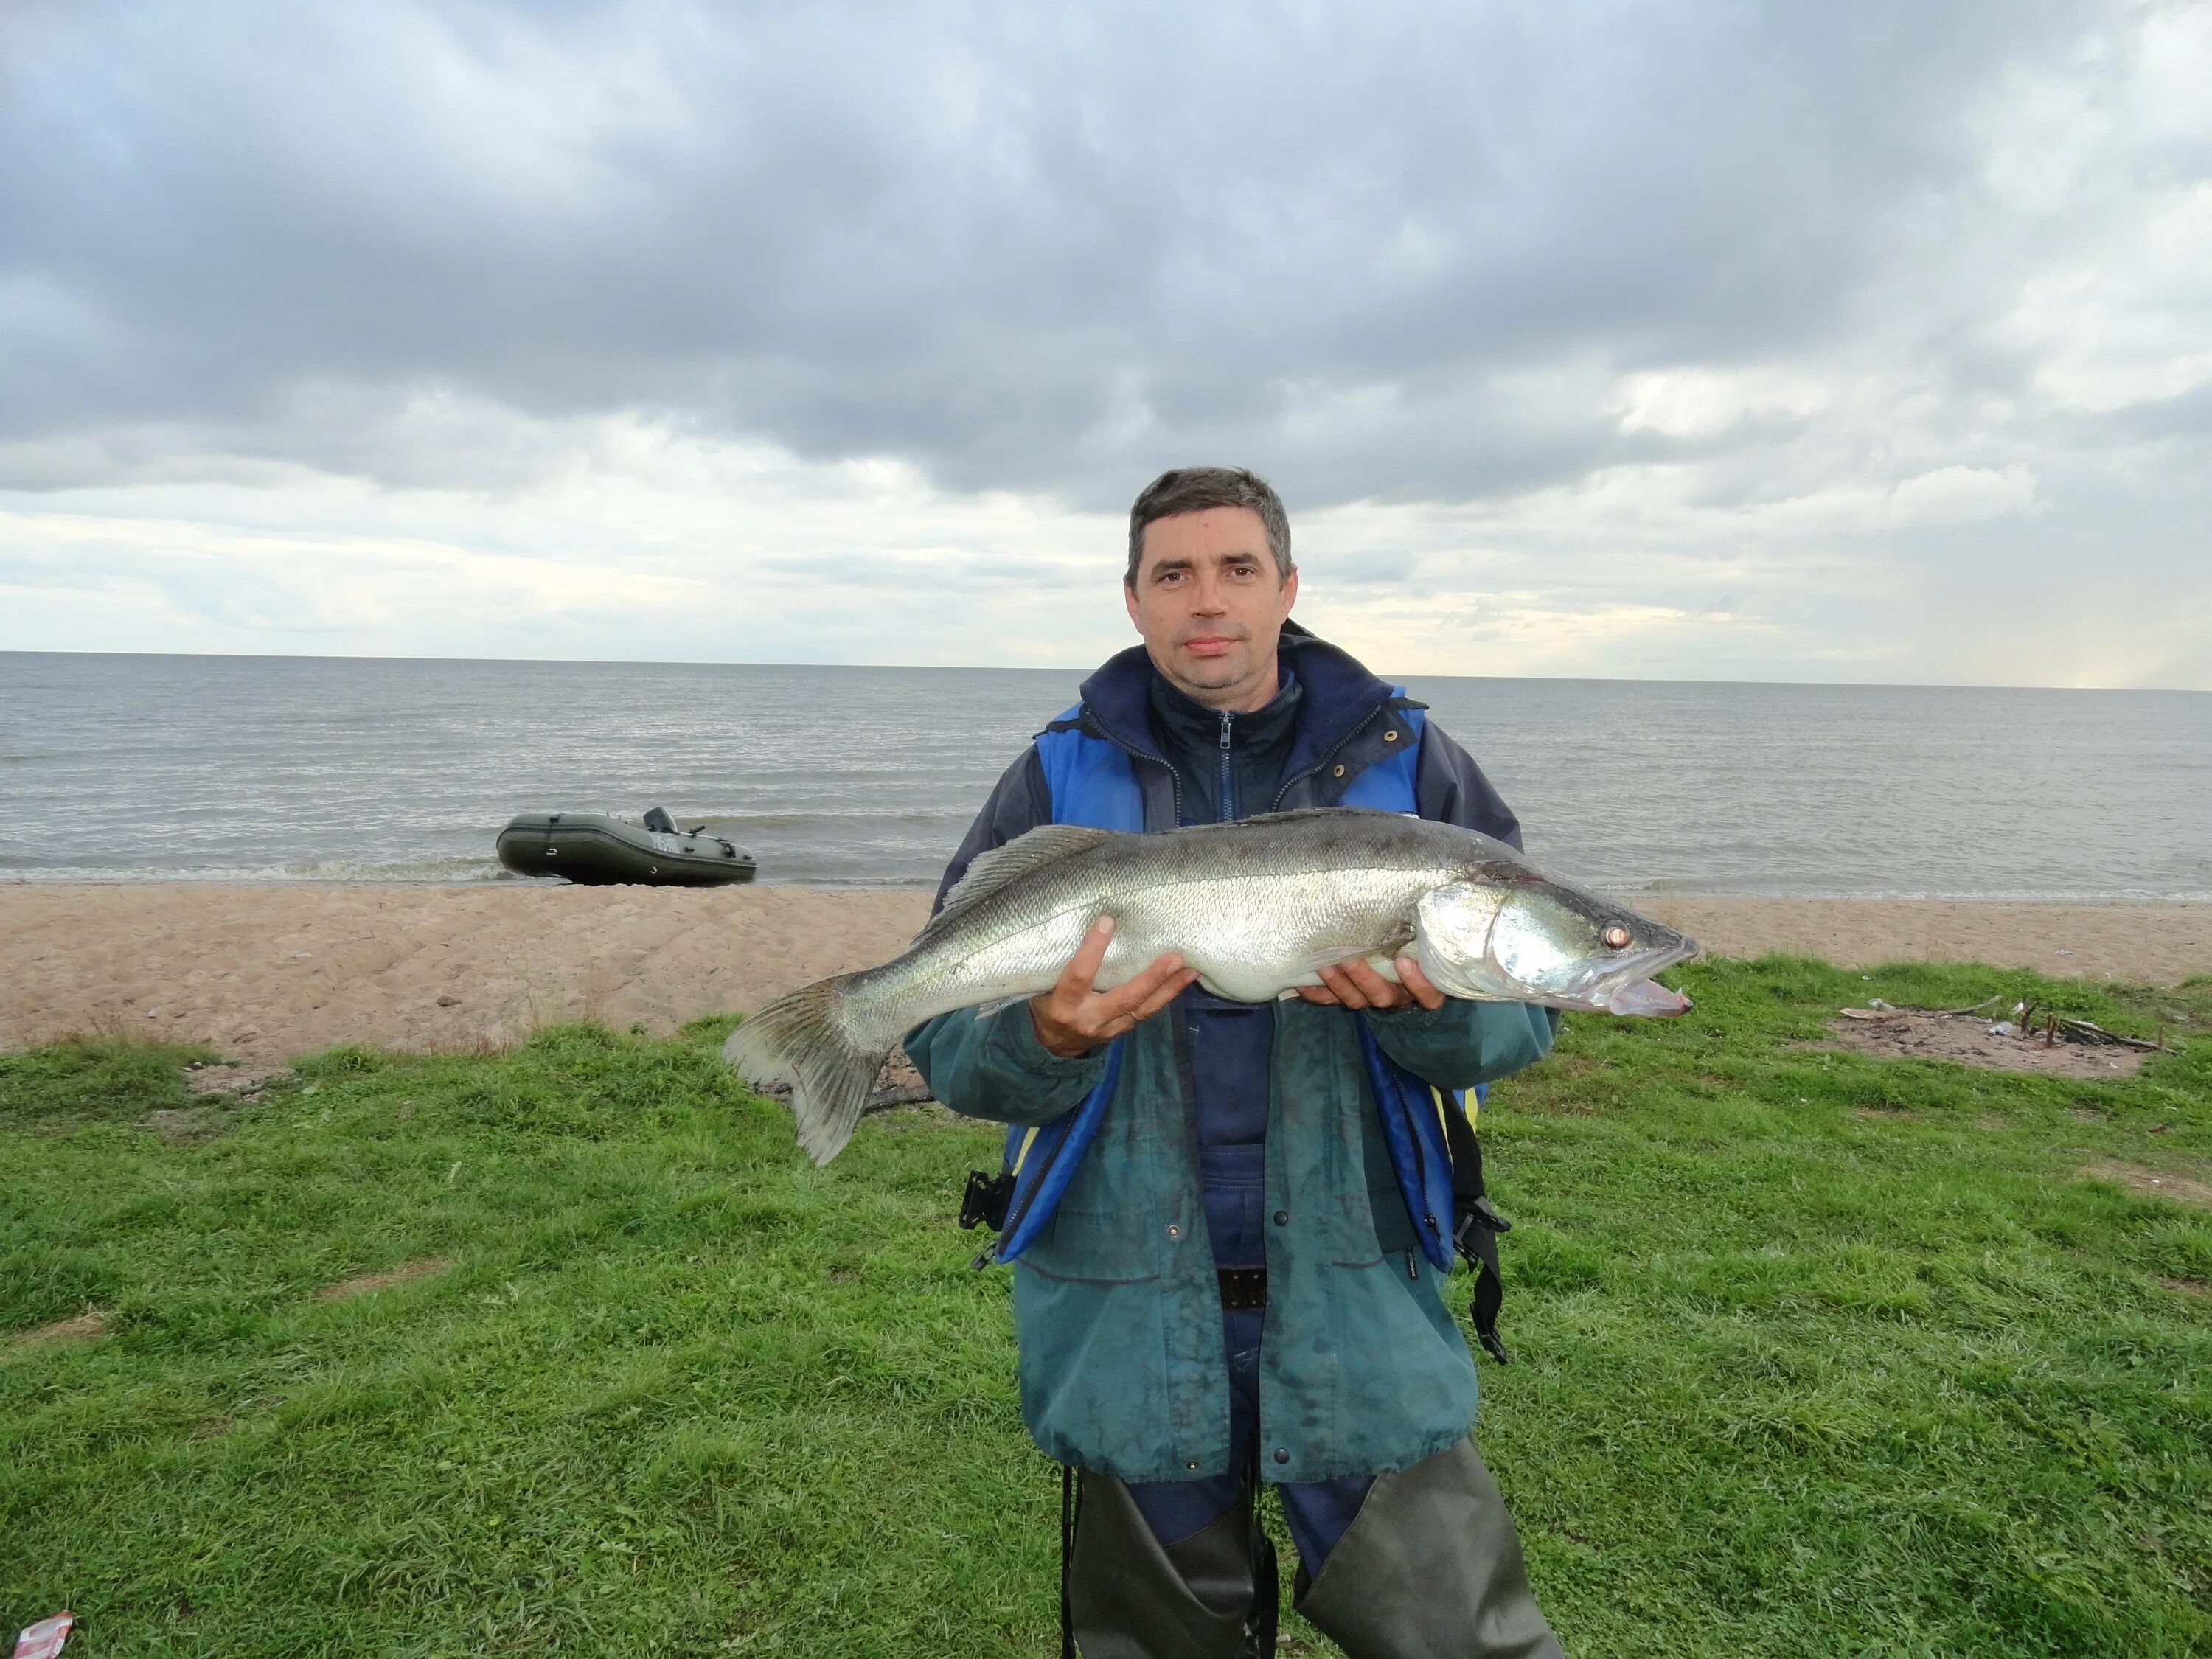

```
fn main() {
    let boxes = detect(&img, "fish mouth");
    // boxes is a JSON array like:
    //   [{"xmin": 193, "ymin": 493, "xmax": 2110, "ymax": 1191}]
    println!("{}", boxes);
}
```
[{"xmin": 1600, "ymin": 977, "xmax": 1694, "ymax": 1017}]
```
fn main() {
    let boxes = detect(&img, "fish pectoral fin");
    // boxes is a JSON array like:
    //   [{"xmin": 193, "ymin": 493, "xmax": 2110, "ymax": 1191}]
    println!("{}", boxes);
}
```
[{"xmin": 970, "ymin": 994, "xmax": 1029, "ymax": 1022}]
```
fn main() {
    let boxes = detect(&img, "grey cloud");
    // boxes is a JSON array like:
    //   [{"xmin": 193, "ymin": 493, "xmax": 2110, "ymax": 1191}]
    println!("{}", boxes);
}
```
[{"xmin": 1, "ymin": 0, "xmax": 2093, "ymax": 504}]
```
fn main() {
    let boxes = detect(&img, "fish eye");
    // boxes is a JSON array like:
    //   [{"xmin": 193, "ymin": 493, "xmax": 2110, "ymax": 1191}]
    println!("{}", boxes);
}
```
[{"xmin": 1601, "ymin": 925, "xmax": 1632, "ymax": 950}]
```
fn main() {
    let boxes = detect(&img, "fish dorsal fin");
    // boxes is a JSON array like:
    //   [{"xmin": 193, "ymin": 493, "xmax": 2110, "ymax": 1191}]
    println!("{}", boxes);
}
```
[{"xmin": 917, "ymin": 823, "xmax": 1115, "ymax": 943}]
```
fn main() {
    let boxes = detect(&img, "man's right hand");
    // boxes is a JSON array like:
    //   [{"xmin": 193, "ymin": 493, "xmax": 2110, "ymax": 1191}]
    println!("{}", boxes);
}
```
[{"xmin": 1029, "ymin": 916, "xmax": 1197, "ymax": 1057}]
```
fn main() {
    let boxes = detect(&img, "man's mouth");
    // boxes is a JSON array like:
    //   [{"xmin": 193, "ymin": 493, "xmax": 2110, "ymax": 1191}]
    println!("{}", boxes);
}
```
[{"xmin": 1184, "ymin": 634, "xmax": 1238, "ymax": 658}]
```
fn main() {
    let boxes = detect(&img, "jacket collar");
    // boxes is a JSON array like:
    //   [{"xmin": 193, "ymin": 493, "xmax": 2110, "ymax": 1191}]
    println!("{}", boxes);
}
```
[
  {"xmin": 1077, "ymin": 620, "xmax": 1398, "ymax": 780},
  {"xmin": 1147, "ymin": 661, "xmax": 1304, "ymax": 758}
]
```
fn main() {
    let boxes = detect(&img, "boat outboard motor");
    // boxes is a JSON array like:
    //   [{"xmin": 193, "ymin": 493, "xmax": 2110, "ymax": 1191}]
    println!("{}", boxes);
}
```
[{"xmin": 641, "ymin": 807, "xmax": 678, "ymax": 834}]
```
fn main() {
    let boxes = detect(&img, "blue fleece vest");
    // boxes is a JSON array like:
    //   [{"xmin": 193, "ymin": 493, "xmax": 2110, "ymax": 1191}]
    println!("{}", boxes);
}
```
[{"xmin": 993, "ymin": 698, "xmax": 1470, "ymax": 1269}]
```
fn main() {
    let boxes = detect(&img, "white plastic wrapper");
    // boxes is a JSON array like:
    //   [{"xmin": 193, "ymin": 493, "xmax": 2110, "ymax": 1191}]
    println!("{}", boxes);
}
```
[{"xmin": 12, "ymin": 1614, "xmax": 74, "ymax": 1659}]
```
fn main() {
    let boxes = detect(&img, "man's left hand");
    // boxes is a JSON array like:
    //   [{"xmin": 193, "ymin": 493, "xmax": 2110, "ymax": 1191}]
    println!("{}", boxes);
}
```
[{"xmin": 1295, "ymin": 955, "xmax": 1445, "ymax": 1012}]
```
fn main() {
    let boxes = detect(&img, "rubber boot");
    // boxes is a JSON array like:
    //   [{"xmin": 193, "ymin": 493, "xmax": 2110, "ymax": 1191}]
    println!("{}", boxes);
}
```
[
  {"xmin": 1068, "ymin": 1471, "xmax": 1256, "ymax": 1659},
  {"xmin": 1293, "ymin": 1438, "xmax": 1564, "ymax": 1659}
]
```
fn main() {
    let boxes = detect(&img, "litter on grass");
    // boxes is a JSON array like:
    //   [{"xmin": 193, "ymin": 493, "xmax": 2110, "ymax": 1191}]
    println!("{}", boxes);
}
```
[
  {"xmin": 1825, "ymin": 1002, "xmax": 2152, "ymax": 1078},
  {"xmin": 13, "ymin": 1613, "xmax": 73, "ymax": 1659}
]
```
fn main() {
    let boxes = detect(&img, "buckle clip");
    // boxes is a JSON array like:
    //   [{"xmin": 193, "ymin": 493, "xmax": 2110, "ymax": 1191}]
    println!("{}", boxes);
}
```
[
  {"xmin": 959, "ymin": 1169, "xmax": 1015, "ymax": 1234},
  {"xmin": 1452, "ymin": 1196, "xmax": 1512, "ymax": 1257}
]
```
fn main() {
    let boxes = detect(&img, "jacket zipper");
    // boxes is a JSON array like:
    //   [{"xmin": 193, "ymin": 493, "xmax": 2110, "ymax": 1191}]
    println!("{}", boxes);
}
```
[
  {"xmin": 993, "ymin": 1127, "xmax": 1068, "ymax": 1260},
  {"xmin": 1082, "ymin": 712, "xmax": 1183, "ymax": 824},
  {"xmin": 1404, "ymin": 1065, "xmax": 1441, "ymax": 1248},
  {"xmin": 1271, "ymin": 700, "xmax": 1391, "ymax": 811},
  {"xmin": 1218, "ymin": 709, "xmax": 1235, "ymax": 822}
]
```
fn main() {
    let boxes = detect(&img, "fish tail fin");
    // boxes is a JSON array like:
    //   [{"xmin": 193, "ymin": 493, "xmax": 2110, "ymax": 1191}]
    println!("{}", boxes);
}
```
[{"xmin": 722, "ymin": 972, "xmax": 892, "ymax": 1164}]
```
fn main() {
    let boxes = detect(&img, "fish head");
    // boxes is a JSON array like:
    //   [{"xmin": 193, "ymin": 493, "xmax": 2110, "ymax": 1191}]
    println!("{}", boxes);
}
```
[{"xmin": 1416, "ymin": 877, "xmax": 1700, "ymax": 1016}]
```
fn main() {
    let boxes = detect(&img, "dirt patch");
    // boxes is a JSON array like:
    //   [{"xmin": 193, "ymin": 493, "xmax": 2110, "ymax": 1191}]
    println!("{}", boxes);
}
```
[
  {"xmin": 184, "ymin": 1060, "xmax": 289, "ymax": 1096},
  {"xmin": 4, "ymin": 1309, "xmax": 111, "ymax": 1356},
  {"xmin": 316, "ymin": 1258, "xmax": 449, "ymax": 1301},
  {"xmin": 140, "ymin": 1105, "xmax": 243, "ymax": 1143},
  {"xmin": 2158, "ymin": 1276, "xmax": 2210, "ymax": 1299},
  {"xmin": 2081, "ymin": 1162, "xmax": 2212, "ymax": 1209},
  {"xmin": 1823, "ymin": 1012, "xmax": 2146, "ymax": 1078}
]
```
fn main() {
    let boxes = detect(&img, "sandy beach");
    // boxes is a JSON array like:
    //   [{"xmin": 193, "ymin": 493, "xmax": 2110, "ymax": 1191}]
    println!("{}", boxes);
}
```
[{"xmin": 2, "ymin": 883, "xmax": 2205, "ymax": 1071}]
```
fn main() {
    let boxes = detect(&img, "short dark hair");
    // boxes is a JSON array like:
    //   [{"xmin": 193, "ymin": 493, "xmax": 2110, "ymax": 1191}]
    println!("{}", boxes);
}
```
[{"xmin": 1126, "ymin": 467, "xmax": 1293, "ymax": 586}]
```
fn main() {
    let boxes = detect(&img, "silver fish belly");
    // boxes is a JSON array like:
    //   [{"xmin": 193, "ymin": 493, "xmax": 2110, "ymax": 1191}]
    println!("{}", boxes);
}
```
[{"xmin": 725, "ymin": 808, "xmax": 1698, "ymax": 1163}]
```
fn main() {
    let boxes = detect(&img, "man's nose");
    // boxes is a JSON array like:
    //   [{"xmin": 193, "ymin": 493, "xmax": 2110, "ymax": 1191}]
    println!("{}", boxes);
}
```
[{"xmin": 1189, "ymin": 572, "xmax": 1228, "ymax": 613}]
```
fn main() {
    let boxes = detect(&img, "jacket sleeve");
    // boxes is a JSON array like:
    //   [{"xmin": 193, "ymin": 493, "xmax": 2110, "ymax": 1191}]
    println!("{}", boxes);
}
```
[
  {"xmin": 1368, "ymin": 998, "xmax": 1556, "ymax": 1090},
  {"xmin": 1376, "ymin": 714, "xmax": 1559, "ymax": 1086},
  {"xmin": 903, "ymin": 745, "xmax": 1110, "ymax": 1124},
  {"xmin": 907, "ymin": 998, "xmax": 1108, "ymax": 1127}
]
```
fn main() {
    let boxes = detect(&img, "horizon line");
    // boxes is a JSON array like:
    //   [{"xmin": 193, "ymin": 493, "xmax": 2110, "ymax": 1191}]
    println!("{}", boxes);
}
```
[{"xmin": 0, "ymin": 644, "xmax": 2202, "ymax": 697}]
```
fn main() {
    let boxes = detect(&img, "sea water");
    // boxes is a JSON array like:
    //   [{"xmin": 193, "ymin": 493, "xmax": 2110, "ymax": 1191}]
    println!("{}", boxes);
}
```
[{"xmin": 1, "ymin": 653, "xmax": 2205, "ymax": 898}]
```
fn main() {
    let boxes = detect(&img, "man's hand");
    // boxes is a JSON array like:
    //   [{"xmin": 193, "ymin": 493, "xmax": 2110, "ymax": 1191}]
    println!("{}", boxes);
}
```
[
  {"xmin": 1030, "ymin": 916, "xmax": 1198, "ymax": 1057},
  {"xmin": 1295, "ymin": 955, "xmax": 1445, "ymax": 1012}
]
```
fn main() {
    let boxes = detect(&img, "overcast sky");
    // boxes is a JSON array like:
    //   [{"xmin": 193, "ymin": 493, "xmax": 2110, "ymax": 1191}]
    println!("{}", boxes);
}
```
[{"xmin": 2, "ymin": 1, "xmax": 2207, "ymax": 686}]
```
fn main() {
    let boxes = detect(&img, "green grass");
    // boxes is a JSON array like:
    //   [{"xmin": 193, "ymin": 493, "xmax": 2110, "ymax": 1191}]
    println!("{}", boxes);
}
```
[{"xmin": 3, "ymin": 961, "xmax": 2208, "ymax": 1658}]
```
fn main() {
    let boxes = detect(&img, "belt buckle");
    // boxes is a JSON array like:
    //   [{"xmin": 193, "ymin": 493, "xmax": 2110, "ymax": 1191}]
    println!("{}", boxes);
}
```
[{"xmin": 1217, "ymin": 1266, "xmax": 1267, "ymax": 1310}]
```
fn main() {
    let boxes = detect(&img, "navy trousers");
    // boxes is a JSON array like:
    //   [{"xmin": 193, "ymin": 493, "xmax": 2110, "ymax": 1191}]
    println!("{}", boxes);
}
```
[{"xmin": 1123, "ymin": 1135, "xmax": 1375, "ymax": 1579}]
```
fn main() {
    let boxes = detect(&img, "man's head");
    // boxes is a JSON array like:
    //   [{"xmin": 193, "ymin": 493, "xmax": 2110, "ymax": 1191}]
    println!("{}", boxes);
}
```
[{"xmin": 1124, "ymin": 467, "xmax": 1299, "ymax": 710}]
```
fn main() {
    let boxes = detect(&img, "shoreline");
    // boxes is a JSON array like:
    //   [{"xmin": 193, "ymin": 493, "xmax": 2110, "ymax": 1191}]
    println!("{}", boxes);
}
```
[
  {"xmin": 6, "ymin": 874, "xmax": 2207, "ymax": 904},
  {"xmin": 2, "ymin": 883, "xmax": 2205, "ymax": 1071}
]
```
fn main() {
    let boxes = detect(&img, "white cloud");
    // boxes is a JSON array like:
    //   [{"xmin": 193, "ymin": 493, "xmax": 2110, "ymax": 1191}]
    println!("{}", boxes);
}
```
[{"xmin": 0, "ymin": 0, "xmax": 2207, "ymax": 688}]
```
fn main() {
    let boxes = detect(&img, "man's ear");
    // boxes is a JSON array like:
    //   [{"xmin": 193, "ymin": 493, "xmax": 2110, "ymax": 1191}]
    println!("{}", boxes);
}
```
[
  {"xmin": 1280, "ymin": 567, "xmax": 1300, "ymax": 615},
  {"xmin": 1124, "ymin": 578, "xmax": 1141, "ymax": 631}
]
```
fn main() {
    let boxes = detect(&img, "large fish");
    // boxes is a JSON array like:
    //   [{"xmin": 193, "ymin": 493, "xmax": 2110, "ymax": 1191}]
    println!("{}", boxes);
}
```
[{"xmin": 726, "ymin": 807, "xmax": 1699, "ymax": 1163}]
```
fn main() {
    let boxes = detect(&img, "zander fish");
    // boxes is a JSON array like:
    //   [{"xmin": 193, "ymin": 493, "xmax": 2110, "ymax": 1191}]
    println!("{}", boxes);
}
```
[{"xmin": 726, "ymin": 807, "xmax": 1699, "ymax": 1164}]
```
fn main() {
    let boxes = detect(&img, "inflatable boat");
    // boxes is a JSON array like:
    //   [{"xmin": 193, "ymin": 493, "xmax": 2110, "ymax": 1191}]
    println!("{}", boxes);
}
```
[{"xmin": 495, "ymin": 808, "xmax": 758, "ymax": 886}]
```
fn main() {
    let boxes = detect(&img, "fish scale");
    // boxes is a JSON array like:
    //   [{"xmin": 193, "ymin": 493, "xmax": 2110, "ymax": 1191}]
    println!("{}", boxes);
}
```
[{"xmin": 725, "ymin": 807, "xmax": 1700, "ymax": 1164}]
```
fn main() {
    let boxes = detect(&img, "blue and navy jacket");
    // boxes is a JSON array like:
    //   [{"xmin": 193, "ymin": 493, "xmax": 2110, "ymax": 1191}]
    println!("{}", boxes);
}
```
[{"xmin": 905, "ymin": 625, "xmax": 1555, "ymax": 1482}]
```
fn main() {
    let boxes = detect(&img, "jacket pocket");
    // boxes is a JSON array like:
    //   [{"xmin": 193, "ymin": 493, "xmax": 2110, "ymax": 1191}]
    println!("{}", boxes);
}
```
[
  {"xmin": 1023, "ymin": 1203, "xmax": 1162, "ymax": 1284},
  {"xmin": 1326, "ymin": 1256, "xmax": 1478, "ymax": 1463},
  {"xmin": 1364, "ymin": 1170, "xmax": 1419, "ymax": 1255},
  {"xmin": 1013, "ymin": 1268, "xmax": 1179, "ymax": 1478}
]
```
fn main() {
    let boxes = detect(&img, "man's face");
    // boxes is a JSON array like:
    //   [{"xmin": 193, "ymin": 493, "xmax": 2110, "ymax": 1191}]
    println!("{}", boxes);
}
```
[{"xmin": 1124, "ymin": 507, "xmax": 1299, "ymax": 709}]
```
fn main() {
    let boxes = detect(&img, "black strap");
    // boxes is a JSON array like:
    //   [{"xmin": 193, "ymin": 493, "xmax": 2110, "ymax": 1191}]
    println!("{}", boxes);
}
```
[
  {"xmin": 1441, "ymin": 1097, "xmax": 1514, "ymax": 1365},
  {"xmin": 1060, "ymin": 1464, "xmax": 1080, "ymax": 1659},
  {"xmin": 1245, "ymin": 1433, "xmax": 1279, "ymax": 1653}
]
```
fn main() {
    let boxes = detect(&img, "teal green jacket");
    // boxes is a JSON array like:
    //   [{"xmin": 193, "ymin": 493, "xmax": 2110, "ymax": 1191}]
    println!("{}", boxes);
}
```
[
  {"xmin": 906, "ymin": 629, "xmax": 1556, "ymax": 1483},
  {"xmin": 908, "ymin": 993, "xmax": 1553, "ymax": 1482}
]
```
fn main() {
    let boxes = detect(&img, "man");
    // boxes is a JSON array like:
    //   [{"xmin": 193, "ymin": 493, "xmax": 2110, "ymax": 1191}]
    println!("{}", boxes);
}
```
[{"xmin": 906, "ymin": 467, "xmax": 1564, "ymax": 1658}]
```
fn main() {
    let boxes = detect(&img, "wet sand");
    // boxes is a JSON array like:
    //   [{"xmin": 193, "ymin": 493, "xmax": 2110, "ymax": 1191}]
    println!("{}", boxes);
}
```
[{"xmin": 1, "ymin": 884, "xmax": 2204, "ymax": 1069}]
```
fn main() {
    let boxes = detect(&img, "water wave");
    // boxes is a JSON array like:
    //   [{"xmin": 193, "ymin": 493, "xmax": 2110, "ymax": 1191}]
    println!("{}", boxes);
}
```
[
  {"xmin": 4, "ymin": 655, "xmax": 2208, "ymax": 897},
  {"xmin": 0, "ymin": 858, "xmax": 520, "ymax": 884}
]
